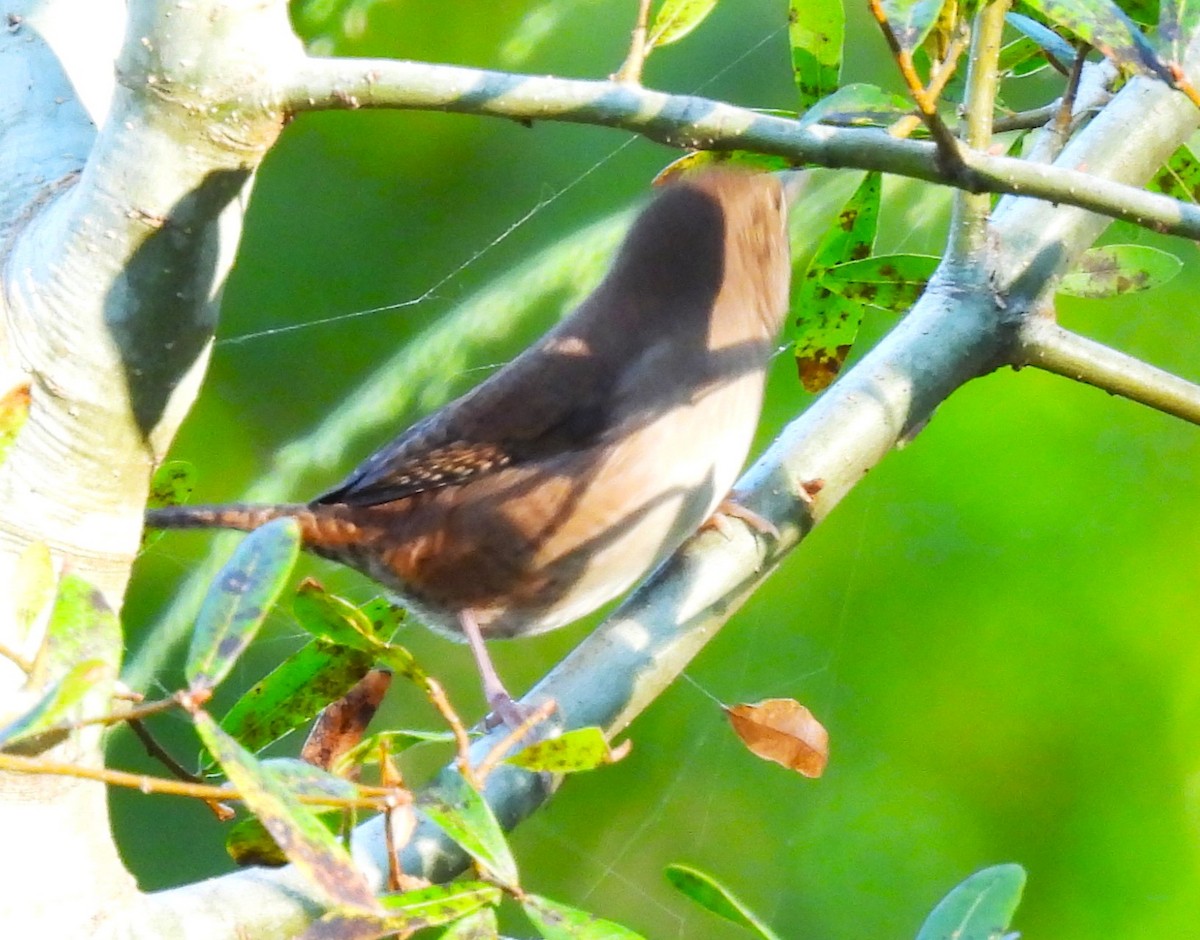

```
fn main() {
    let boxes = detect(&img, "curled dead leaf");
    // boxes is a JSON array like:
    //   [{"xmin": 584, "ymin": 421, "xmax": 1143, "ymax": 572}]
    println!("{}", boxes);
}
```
[{"xmin": 725, "ymin": 698, "xmax": 828, "ymax": 778}]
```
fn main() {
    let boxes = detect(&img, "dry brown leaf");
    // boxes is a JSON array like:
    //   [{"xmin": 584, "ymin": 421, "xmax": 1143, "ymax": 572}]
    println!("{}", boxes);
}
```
[
  {"xmin": 301, "ymin": 668, "xmax": 392, "ymax": 773},
  {"xmin": 725, "ymin": 698, "xmax": 828, "ymax": 777}
]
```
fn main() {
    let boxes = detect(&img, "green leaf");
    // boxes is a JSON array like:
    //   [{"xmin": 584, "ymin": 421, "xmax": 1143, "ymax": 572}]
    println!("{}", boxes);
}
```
[
  {"xmin": 418, "ymin": 774, "xmax": 518, "ymax": 889},
  {"xmin": 332, "ymin": 728, "xmax": 457, "ymax": 775},
  {"xmin": 0, "ymin": 659, "xmax": 109, "ymax": 752},
  {"xmin": 655, "ymin": 150, "xmax": 797, "ymax": 184},
  {"xmin": 1020, "ymin": 0, "xmax": 1171, "ymax": 81},
  {"xmin": 819, "ymin": 253, "xmax": 940, "ymax": 312},
  {"xmin": 799, "ymin": 83, "xmax": 913, "ymax": 129},
  {"xmin": 148, "ymin": 460, "xmax": 197, "ymax": 509},
  {"xmin": 647, "ymin": 0, "xmax": 718, "ymax": 49},
  {"xmin": 878, "ymin": 0, "xmax": 945, "ymax": 51},
  {"xmin": 790, "ymin": 0, "xmax": 844, "ymax": 111},
  {"xmin": 294, "ymin": 583, "xmax": 422, "ymax": 680},
  {"xmin": 1058, "ymin": 244, "xmax": 1183, "ymax": 297},
  {"xmin": 41, "ymin": 574, "xmax": 121, "ymax": 671},
  {"xmin": 0, "ymin": 382, "xmax": 30, "ymax": 466},
  {"xmin": 1148, "ymin": 144, "xmax": 1200, "ymax": 202},
  {"xmin": 259, "ymin": 757, "xmax": 362, "ymax": 799},
  {"xmin": 226, "ymin": 808, "xmax": 345, "ymax": 868},
  {"xmin": 1005, "ymin": 12, "xmax": 1078, "ymax": 68},
  {"xmin": 505, "ymin": 727, "xmax": 625, "ymax": 773},
  {"xmin": 293, "ymin": 580, "xmax": 384, "ymax": 650},
  {"xmin": 915, "ymin": 864, "xmax": 1026, "ymax": 940},
  {"xmin": 790, "ymin": 171, "xmax": 881, "ymax": 392},
  {"xmin": 218, "ymin": 640, "xmax": 374, "ymax": 756},
  {"xmin": 664, "ymin": 864, "xmax": 782, "ymax": 940},
  {"xmin": 522, "ymin": 894, "xmax": 647, "ymax": 939},
  {"xmin": 193, "ymin": 710, "xmax": 376, "ymax": 910},
  {"xmin": 300, "ymin": 883, "xmax": 501, "ymax": 940},
  {"xmin": 358, "ymin": 596, "xmax": 407, "ymax": 642},
  {"xmin": 441, "ymin": 906, "xmax": 501, "ymax": 939},
  {"xmin": 186, "ymin": 517, "xmax": 301, "ymax": 692}
]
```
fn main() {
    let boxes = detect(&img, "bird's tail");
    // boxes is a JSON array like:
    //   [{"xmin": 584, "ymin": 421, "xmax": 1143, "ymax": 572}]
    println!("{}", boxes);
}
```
[{"xmin": 145, "ymin": 503, "xmax": 311, "ymax": 534}]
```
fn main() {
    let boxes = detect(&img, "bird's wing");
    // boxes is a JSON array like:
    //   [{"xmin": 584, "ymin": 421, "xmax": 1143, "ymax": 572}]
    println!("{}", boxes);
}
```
[{"xmin": 312, "ymin": 346, "xmax": 615, "ymax": 507}]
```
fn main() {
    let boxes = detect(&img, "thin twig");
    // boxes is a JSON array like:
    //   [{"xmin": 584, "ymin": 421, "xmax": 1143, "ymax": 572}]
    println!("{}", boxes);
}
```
[
  {"xmin": 867, "ymin": 0, "xmax": 964, "ymax": 173},
  {"xmin": 282, "ymin": 59, "xmax": 1200, "ymax": 239},
  {"xmin": 474, "ymin": 700, "xmax": 558, "ymax": 784},
  {"xmin": 125, "ymin": 718, "xmax": 237, "ymax": 821},
  {"xmin": 613, "ymin": 0, "xmax": 654, "ymax": 85},
  {"xmin": 422, "ymin": 677, "xmax": 478, "ymax": 789},
  {"xmin": 947, "ymin": 0, "xmax": 1010, "ymax": 265},
  {"xmin": 0, "ymin": 641, "xmax": 33, "ymax": 674},
  {"xmin": 0, "ymin": 752, "xmax": 392, "ymax": 810},
  {"xmin": 1017, "ymin": 316, "xmax": 1200, "ymax": 425}
]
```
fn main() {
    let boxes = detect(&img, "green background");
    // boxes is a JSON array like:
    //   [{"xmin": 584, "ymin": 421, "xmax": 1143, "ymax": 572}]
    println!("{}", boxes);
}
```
[{"xmin": 117, "ymin": 1, "xmax": 1200, "ymax": 937}]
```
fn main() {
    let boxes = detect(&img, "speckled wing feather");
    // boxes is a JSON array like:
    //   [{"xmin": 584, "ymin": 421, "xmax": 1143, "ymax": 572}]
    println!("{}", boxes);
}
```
[{"xmin": 312, "ymin": 342, "xmax": 616, "ymax": 507}]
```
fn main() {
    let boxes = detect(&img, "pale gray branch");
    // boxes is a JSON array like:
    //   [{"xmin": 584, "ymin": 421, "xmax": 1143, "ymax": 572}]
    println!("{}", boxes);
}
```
[
  {"xmin": 282, "ymin": 57, "xmax": 1200, "ymax": 238},
  {"xmin": 1018, "ymin": 317, "xmax": 1200, "ymax": 424}
]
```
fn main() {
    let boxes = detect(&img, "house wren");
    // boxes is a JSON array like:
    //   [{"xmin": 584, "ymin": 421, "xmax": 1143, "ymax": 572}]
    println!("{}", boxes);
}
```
[{"xmin": 147, "ymin": 170, "xmax": 792, "ymax": 724}]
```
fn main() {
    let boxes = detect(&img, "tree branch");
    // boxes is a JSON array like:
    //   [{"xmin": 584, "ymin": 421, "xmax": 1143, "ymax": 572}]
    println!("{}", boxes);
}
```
[
  {"xmin": 280, "ymin": 57, "xmax": 1200, "ymax": 238},
  {"xmin": 1017, "ymin": 316, "xmax": 1200, "ymax": 424}
]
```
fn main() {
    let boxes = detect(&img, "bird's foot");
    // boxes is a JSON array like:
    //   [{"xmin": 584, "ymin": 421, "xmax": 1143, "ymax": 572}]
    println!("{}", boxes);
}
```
[
  {"xmin": 483, "ymin": 693, "xmax": 557, "ymax": 734},
  {"xmin": 704, "ymin": 495, "xmax": 780, "ymax": 541}
]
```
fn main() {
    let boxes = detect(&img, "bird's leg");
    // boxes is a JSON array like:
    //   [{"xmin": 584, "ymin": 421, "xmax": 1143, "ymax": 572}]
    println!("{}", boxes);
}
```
[{"xmin": 459, "ymin": 608, "xmax": 527, "ymax": 729}]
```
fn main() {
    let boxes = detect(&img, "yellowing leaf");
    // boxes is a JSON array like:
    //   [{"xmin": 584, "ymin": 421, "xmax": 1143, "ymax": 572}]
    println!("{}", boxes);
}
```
[{"xmin": 647, "ymin": 0, "xmax": 718, "ymax": 49}]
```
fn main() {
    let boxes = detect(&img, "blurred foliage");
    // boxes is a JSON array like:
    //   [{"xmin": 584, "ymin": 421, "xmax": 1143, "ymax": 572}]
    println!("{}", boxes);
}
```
[{"xmin": 117, "ymin": 1, "xmax": 1200, "ymax": 938}]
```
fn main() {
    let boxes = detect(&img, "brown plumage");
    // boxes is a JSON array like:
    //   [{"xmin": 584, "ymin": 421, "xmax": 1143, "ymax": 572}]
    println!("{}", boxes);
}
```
[{"xmin": 148, "ymin": 170, "xmax": 792, "ymax": 722}]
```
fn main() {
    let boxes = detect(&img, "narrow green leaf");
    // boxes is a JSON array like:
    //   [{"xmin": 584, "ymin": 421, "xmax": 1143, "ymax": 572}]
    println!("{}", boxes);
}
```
[
  {"xmin": 523, "ymin": 895, "xmax": 647, "ymax": 939},
  {"xmin": 790, "ymin": 171, "xmax": 881, "ymax": 392},
  {"xmin": 0, "ymin": 659, "xmax": 109, "ymax": 752},
  {"xmin": 333, "ymin": 729, "xmax": 457, "ymax": 775},
  {"xmin": 194, "ymin": 710, "xmax": 376, "ymax": 910},
  {"xmin": 441, "ymin": 906, "xmax": 501, "ymax": 939},
  {"xmin": 664, "ymin": 864, "xmax": 783, "ymax": 940},
  {"xmin": 1021, "ymin": 0, "xmax": 1171, "ymax": 81},
  {"xmin": 1148, "ymin": 144, "xmax": 1200, "ymax": 202},
  {"xmin": 878, "ymin": 0, "xmax": 945, "ymax": 51},
  {"xmin": 218, "ymin": 640, "xmax": 374, "ymax": 756},
  {"xmin": 505, "ymin": 727, "xmax": 625, "ymax": 773},
  {"xmin": 819, "ymin": 253, "xmax": 940, "ymax": 312},
  {"xmin": 798, "ymin": 83, "xmax": 912, "ymax": 129},
  {"xmin": 259, "ymin": 757, "xmax": 362, "ymax": 799},
  {"xmin": 148, "ymin": 460, "xmax": 197, "ymax": 509},
  {"xmin": 1005, "ymin": 12, "xmax": 1078, "ymax": 68},
  {"xmin": 418, "ymin": 774, "xmax": 518, "ymax": 889},
  {"xmin": 377, "ymin": 882, "xmax": 501, "ymax": 920},
  {"xmin": 1058, "ymin": 244, "xmax": 1183, "ymax": 297},
  {"xmin": 915, "ymin": 864, "xmax": 1026, "ymax": 940},
  {"xmin": 790, "ymin": 0, "xmax": 844, "ymax": 111},
  {"xmin": 186, "ymin": 517, "xmax": 301, "ymax": 692},
  {"xmin": 301, "ymin": 883, "xmax": 501, "ymax": 940},
  {"xmin": 655, "ymin": 151, "xmax": 796, "ymax": 184},
  {"xmin": 0, "ymin": 382, "xmax": 30, "ymax": 466},
  {"xmin": 40, "ymin": 574, "xmax": 121, "ymax": 672},
  {"xmin": 226, "ymin": 809, "xmax": 344, "ymax": 868},
  {"xmin": 998, "ymin": 35, "xmax": 1053, "ymax": 76},
  {"xmin": 647, "ymin": 0, "xmax": 718, "ymax": 49},
  {"xmin": 293, "ymin": 583, "xmax": 422, "ymax": 680},
  {"xmin": 358, "ymin": 596, "xmax": 406, "ymax": 642},
  {"xmin": 294, "ymin": 580, "xmax": 383, "ymax": 650}
]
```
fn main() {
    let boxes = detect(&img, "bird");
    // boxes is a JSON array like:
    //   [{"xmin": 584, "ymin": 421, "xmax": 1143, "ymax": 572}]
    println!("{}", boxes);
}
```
[{"xmin": 146, "ymin": 169, "xmax": 793, "ymax": 725}]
